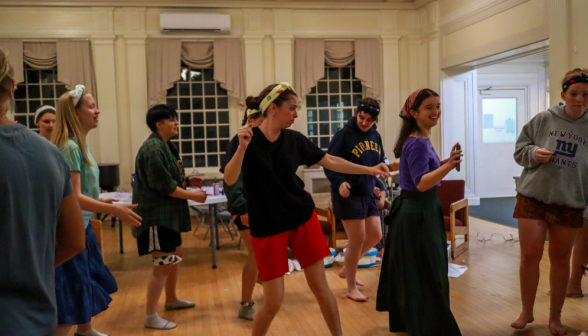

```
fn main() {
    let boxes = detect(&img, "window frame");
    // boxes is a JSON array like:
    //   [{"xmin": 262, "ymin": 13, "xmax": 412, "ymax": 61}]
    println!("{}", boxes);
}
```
[
  {"xmin": 165, "ymin": 66, "xmax": 231, "ymax": 170},
  {"xmin": 305, "ymin": 62, "xmax": 364, "ymax": 150},
  {"xmin": 13, "ymin": 64, "xmax": 67, "ymax": 131}
]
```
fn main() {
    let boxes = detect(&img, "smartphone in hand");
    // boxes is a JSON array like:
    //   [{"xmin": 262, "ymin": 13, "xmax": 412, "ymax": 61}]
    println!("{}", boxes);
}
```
[{"xmin": 455, "ymin": 144, "xmax": 461, "ymax": 172}]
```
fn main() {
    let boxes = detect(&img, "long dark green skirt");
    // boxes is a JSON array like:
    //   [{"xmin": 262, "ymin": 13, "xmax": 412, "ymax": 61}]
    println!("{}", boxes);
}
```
[{"xmin": 376, "ymin": 188, "xmax": 461, "ymax": 336}]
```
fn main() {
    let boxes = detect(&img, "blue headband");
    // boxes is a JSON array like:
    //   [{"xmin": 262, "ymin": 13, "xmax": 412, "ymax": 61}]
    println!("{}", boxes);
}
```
[
  {"xmin": 357, "ymin": 103, "xmax": 380, "ymax": 117},
  {"xmin": 563, "ymin": 73, "xmax": 588, "ymax": 92}
]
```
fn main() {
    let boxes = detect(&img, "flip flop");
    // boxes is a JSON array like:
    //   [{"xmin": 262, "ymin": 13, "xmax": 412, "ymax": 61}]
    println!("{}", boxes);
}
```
[{"xmin": 346, "ymin": 294, "xmax": 369, "ymax": 302}]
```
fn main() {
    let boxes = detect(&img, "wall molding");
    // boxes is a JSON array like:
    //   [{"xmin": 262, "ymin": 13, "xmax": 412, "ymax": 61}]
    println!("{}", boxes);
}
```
[
  {"xmin": 452, "ymin": 40, "xmax": 548, "ymax": 71},
  {"xmin": 414, "ymin": 0, "xmax": 438, "ymax": 10},
  {"xmin": 124, "ymin": 35, "xmax": 148, "ymax": 44},
  {"xmin": 441, "ymin": 0, "xmax": 530, "ymax": 36},
  {"xmin": 91, "ymin": 34, "xmax": 116, "ymax": 44},
  {"xmin": 441, "ymin": 26, "xmax": 548, "ymax": 69},
  {"xmin": 0, "ymin": 0, "xmax": 421, "ymax": 10}
]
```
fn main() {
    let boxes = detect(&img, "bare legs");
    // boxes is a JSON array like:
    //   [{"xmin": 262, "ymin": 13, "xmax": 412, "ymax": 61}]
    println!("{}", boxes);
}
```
[
  {"xmin": 547, "ymin": 224, "xmax": 579, "ymax": 335},
  {"xmin": 566, "ymin": 222, "xmax": 588, "ymax": 296},
  {"xmin": 338, "ymin": 216, "xmax": 382, "ymax": 301},
  {"xmin": 251, "ymin": 277, "xmax": 284, "ymax": 336},
  {"xmin": 146, "ymin": 247, "xmax": 184, "ymax": 315},
  {"xmin": 252, "ymin": 260, "xmax": 342, "ymax": 336},
  {"xmin": 240, "ymin": 229, "xmax": 259, "ymax": 304},
  {"xmin": 511, "ymin": 219, "xmax": 579, "ymax": 335}
]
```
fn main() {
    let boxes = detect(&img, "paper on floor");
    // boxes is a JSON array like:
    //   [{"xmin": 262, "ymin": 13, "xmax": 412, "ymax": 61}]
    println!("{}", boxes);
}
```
[
  {"xmin": 448, "ymin": 263, "xmax": 468, "ymax": 278},
  {"xmin": 114, "ymin": 191, "xmax": 132, "ymax": 202}
]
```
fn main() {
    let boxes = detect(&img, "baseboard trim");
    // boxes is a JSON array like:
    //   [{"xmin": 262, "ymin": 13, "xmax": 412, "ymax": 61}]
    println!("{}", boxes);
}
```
[{"xmin": 467, "ymin": 197, "xmax": 480, "ymax": 206}]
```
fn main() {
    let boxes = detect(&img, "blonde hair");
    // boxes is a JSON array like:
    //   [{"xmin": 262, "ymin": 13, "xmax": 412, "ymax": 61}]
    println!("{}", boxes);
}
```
[
  {"xmin": 562, "ymin": 68, "xmax": 588, "ymax": 89},
  {"xmin": 0, "ymin": 48, "xmax": 15, "ymax": 113},
  {"xmin": 52, "ymin": 90, "xmax": 93, "ymax": 166}
]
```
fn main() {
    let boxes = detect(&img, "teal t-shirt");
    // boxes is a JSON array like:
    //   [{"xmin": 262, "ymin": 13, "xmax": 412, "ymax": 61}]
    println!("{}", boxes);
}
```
[
  {"xmin": 61, "ymin": 138, "xmax": 100, "ymax": 227},
  {"xmin": 0, "ymin": 124, "xmax": 74, "ymax": 336}
]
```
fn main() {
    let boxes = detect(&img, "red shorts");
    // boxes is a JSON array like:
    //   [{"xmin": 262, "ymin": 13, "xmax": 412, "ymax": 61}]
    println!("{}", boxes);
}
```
[{"xmin": 251, "ymin": 211, "xmax": 331, "ymax": 282}]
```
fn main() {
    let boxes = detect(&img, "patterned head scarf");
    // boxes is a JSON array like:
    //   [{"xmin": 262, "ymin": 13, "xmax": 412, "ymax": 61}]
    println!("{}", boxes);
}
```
[
  {"xmin": 69, "ymin": 84, "xmax": 86, "ymax": 107},
  {"xmin": 246, "ymin": 108, "xmax": 260, "ymax": 116},
  {"xmin": 399, "ymin": 89, "xmax": 423, "ymax": 119},
  {"xmin": 259, "ymin": 82, "xmax": 296, "ymax": 113}
]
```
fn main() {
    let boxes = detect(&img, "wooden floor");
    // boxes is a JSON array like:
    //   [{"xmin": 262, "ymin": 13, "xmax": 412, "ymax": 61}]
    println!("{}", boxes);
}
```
[{"xmin": 81, "ymin": 217, "xmax": 588, "ymax": 336}]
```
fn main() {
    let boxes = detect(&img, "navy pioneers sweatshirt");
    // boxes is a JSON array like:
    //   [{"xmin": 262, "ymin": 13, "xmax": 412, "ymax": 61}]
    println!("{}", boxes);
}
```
[{"xmin": 325, "ymin": 117, "xmax": 385, "ymax": 196}]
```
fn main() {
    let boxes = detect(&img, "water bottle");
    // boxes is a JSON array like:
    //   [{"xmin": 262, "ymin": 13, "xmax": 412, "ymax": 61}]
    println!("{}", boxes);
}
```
[
  {"xmin": 213, "ymin": 177, "xmax": 220, "ymax": 196},
  {"xmin": 131, "ymin": 173, "xmax": 135, "ymax": 188}
]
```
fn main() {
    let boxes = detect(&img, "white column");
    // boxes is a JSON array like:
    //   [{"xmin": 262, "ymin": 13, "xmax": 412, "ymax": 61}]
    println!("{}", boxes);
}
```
[
  {"xmin": 428, "ymin": 33, "xmax": 442, "ymax": 151},
  {"xmin": 242, "ymin": 8, "xmax": 266, "ymax": 130},
  {"xmin": 272, "ymin": 34, "xmax": 297, "ymax": 130},
  {"xmin": 272, "ymin": 9, "xmax": 294, "ymax": 84},
  {"xmin": 381, "ymin": 35, "xmax": 401, "ymax": 156},
  {"xmin": 408, "ymin": 38, "xmax": 422, "ymax": 91},
  {"xmin": 240, "ymin": 35, "xmax": 265, "ymax": 131},
  {"xmin": 114, "ymin": 37, "xmax": 133, "ymax": 189},
  {"xmin": 263, "ymin": 36, "xmax": 275, "ymax": 88},
  {"xmin": 125, "ymin": 35, "xmax": 150, "ymax": 165},
  {"xmin": 272, "ymin": 36, "xmax": 294, "ymax": 85},
  {"xmin": 91, "ymin": 34, "xmax": 120, "ymax": 165},
  {"xmin": 243, "ymin": 36, "xmax": 265, "ymax": 96},
  {"xmin": 548, "ymin": 0, "xmax": 569, "ymax": 104},
  {"xmin": 428, "ymin": 36, "xmax": 440, "ymax": 92},
  {"xmin": 571, "ymin": 0, "xmax": 588, "ymax": 68}
]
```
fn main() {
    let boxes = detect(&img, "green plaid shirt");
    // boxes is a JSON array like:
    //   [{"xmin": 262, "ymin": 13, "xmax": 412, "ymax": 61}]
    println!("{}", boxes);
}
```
[{"xmin": 131, "ymin": 132, "xmax": 191, "ymax": 238}]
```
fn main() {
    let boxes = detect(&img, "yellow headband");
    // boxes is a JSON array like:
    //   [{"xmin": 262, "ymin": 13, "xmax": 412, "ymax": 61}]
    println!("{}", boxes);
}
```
[
  {"xmin": 246, "ymin": 108, "xmax": 260, "ymax": 116},
  {"xmin": 259, "ymin": 82, "xmax": 296, "ymax": 113}
]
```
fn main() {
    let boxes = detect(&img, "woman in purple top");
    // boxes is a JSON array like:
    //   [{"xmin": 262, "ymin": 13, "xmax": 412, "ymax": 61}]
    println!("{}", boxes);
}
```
[{"xmin": 376, "ymin": 88, "xmax": 463, "ymax": 336}]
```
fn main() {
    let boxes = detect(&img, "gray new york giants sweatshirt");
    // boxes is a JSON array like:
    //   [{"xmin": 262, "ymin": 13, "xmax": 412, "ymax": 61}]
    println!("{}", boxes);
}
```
[{"xmin": 514, "ymin": 104, "xmax": 588, "ymax": 209}]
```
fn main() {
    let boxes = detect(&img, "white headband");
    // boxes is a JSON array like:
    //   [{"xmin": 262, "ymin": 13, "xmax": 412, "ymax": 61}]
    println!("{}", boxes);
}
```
[
  {"xmin": 34, "ymin": 105, "xmax": 56, "ymax": 123},
  {"xmin": 259, "ymin": 82, "xmax": 296, "ymax": 113},
  {"xmin": 69, "ymin": 84, "xmax": 86, "ymax": 107}
]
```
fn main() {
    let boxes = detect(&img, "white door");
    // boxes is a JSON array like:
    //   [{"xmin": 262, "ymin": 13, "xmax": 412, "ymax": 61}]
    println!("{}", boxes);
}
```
[
  {"xmin": 475, "ymin": 89, "xmax": 525, "ymax": 198},
  {"xmin": 441, "ymin": 69, "xmax": 478, "ymax": 203}
]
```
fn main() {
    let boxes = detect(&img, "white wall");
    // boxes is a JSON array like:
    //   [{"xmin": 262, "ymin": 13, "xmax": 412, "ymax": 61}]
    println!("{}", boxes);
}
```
[
  {"xmin": 474, "ymin": 54, "xmax": 548, "ymax": 198},
  {"xmin": 0, "ymin": 2, "xmax": 443, "ymax": 189},
  {"xmin": 2, "ymin": 0, "xmax": 584, "ymax": 192},
  {"xmin": 477, "ymin": 54, "xmax": 548, "ymax": 118}
]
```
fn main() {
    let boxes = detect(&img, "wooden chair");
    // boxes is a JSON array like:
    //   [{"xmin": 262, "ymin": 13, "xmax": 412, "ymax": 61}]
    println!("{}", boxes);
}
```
[
  {"xmin": 91, "ymin": 219, "xmax": 103, "ymax": 251},
  {"xmin": 328, "ymin": 200, "xmax": 348, "ymax": 249},
  {"xmin": 436, "ymin": 180, "xmax": 469, "ymax": 259}
]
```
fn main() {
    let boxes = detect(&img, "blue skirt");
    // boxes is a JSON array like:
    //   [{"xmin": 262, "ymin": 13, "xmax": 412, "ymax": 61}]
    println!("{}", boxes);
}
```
[{"xmin": 55, "ymin": 222, "xmax": 118, "ymax": 325}]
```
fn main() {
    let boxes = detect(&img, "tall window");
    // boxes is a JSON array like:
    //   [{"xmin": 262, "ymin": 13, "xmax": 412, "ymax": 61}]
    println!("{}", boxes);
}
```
[
  {"xmin": 306, "ymin": 62, "xmax": 363, "ymax": 150},
  {"xmin": 166, "ymin": 67, "xmax": 230, "ymax": 168},
  {"xmin": 13, "ymin": 64, "xmax": 67, "ymax": 131}
]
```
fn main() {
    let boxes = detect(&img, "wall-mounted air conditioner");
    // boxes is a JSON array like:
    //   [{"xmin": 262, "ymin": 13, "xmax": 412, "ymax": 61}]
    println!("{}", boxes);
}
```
[{"xmin": 160, "ymin": 13, "xmax": 231, "ymax": 34}]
